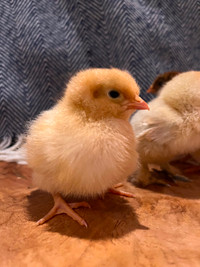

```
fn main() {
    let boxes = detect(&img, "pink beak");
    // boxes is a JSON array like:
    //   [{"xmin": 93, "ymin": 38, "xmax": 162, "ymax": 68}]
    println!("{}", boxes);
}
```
[{"xmin": 125, "ymin": 97, "xmax": 150, "ymax": 111}]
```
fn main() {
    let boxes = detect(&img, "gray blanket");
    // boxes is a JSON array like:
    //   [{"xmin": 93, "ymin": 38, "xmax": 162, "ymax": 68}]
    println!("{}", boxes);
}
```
[{"xmin": 1, "ymin": 0, "xmax": 200, "ymax": 143}]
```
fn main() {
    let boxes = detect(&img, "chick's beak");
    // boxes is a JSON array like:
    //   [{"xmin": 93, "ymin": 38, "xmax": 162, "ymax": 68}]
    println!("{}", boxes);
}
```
[{"xmin": 125, "ymin": 96, "xmax": 149, "ymax": 111}]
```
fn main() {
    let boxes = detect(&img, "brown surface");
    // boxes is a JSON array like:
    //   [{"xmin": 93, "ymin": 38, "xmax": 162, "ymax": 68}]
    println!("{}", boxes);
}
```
[{"xmin": 0, "ymin": 161, "xmax": 200, "ymax": 267}]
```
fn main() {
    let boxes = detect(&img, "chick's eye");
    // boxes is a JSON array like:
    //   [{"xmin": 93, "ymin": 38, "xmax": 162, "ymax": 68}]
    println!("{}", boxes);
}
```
[{"xmin": 108, "ymin": 90, "xmax": 120, "ymax": 99}]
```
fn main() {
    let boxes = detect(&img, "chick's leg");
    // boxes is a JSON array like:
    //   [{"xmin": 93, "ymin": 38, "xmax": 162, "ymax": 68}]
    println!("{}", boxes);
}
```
[
  {"xmin": 132, "ymin": 160, "xmax": 189, "ymax": 187},
  {"xmin": 108, "ymin": 183, "xmax": 134, "ymax": 198},
  {"xmin": 37, "ymin": 193, "xmax": 90, "ymax": 227},
  {"xmin": 108, "ymin": 187, "xmax": 134, "ymax": 198},
  {"xmin": 131, "ymin": 163, "xmax": 152, "ymax": 187}
]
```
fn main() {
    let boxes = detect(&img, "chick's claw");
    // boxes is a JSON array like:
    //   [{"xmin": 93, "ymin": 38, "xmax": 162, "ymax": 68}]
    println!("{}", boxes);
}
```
[{"xmin": 36, "ymin": 194, "xmax": 89, "ymax": 227}]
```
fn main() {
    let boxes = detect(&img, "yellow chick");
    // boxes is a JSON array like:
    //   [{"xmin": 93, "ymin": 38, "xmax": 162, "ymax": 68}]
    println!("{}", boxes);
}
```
[
  {"xmin": 26, "ymin": 68, "xmax": 149, "ymax": 227},
  {"xmin": 130, "ymin": 71, "xmax": 200, "ymax": 186}
]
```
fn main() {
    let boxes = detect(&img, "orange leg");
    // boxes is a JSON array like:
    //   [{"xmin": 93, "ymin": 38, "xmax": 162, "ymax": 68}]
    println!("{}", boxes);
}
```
[
  {"xmin": 108, "ymin": 187, "xmax": 134, "ymax": 198},
  {"xmin": 100, "ymin": 183, "xmax": 134, "ymax": 199},
  {"xmin": 36, "ymin": 193, "xmax": 90, "ymax": 227}
]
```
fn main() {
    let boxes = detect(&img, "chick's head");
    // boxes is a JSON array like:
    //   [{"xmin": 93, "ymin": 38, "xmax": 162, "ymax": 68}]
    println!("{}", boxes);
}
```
[
  {"xmin": 63, "ymin": 68, "xmax": 149, "ymax": 120},
  {"xmin": 160, "ymin": 71, "xmax": 200, "ymax": 112},
  {"xmin": 147, "ymin": 71, "xmax": 180, "ymax": 94}
]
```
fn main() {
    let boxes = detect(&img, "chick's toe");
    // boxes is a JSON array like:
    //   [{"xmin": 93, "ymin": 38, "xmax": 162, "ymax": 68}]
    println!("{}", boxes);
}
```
[
  {"xmin": 108, "ymin": 187, "xmax": 134, "ymax": 198},
  {"xmin": 36, "ymin": 193, "xmax": 89, "ymax": 227},
  {"xmin": 148, "ymin": 169, "xmax": 190, "ymax": 186}
]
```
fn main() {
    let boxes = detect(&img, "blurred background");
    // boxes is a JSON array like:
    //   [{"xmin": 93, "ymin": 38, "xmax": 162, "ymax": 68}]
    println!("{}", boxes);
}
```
[{"xmin": 1, "ymin": 0, "xmax": 200, "ymax": 138}]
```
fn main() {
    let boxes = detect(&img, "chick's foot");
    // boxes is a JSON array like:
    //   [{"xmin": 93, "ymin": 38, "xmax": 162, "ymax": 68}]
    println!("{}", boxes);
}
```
[
  {"xmin": 108, "ymin": 187, "xmax": 134, "ymax": 198},
  {"xmin": 150, "ymin": 169, "xmax": 190, "ymax": 186},
  {"xmin": 36, "ymin": 193, "xmax": 90, "ymax": 227}
]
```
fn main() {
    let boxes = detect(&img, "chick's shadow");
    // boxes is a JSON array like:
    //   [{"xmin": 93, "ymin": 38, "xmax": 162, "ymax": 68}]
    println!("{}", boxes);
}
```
[{"xmin": 26, "ymin": 189, "xmax": 148, "ymax": 240}]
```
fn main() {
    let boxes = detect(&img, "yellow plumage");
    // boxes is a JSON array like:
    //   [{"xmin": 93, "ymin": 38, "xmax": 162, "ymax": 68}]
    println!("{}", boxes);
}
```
[{"xmin": 26, "ymin": 68, "xmax": 149, "ymax": 226}]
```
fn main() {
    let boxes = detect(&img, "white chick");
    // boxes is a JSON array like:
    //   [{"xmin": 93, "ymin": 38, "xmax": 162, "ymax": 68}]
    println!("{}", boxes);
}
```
[
  {"xmin": 26, "ymin": 68, "xmax": 149, "ymax": 227},
  {"xmin": 147, "ymin": 71, "xmax": 200, "ymax": 173},
  {"xmin": 130, "ymin": 71, "xmax": 200, "ymax": 186},
  {"xmin": 147, "ymin": 71, "xmax": 180, "ymax": 94}
]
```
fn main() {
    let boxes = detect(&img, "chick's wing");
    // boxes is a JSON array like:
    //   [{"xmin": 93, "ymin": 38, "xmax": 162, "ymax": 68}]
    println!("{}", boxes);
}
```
[{"xmin": 131, "ymin": 99, "xmax": 183, "ymax": 145}]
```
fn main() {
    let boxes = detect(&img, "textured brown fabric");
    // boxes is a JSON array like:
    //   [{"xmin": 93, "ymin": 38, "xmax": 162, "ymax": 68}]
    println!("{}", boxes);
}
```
[{"xmin": 0, "ymin": 161, "xmax": 200, "ymax": 267}]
